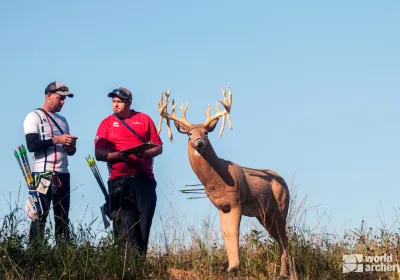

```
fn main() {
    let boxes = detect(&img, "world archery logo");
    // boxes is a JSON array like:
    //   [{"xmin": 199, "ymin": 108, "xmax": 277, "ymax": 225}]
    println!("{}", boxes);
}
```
[
  {"xmin": 343, "ymin": 254, "xmax": 398, "ymax": 273},
  {"xmin": 343, "ymin": 254, "xmax": 363, "ymax": 273}
]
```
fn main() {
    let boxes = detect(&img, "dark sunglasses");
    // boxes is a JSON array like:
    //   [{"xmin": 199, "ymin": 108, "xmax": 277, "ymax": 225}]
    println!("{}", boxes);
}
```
[
  {"xmin": 47, "ymin": 86, "xmax": 69, "ymax": 94},
  {"xmin": 111, "ymin": 89, "xmax": 130, "ymax": 99}
]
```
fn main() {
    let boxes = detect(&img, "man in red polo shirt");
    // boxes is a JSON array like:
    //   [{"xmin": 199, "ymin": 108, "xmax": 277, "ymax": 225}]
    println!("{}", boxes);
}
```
[{"xmin": 94, "ymin": 87, "xmax": 163, "ymax": 256}]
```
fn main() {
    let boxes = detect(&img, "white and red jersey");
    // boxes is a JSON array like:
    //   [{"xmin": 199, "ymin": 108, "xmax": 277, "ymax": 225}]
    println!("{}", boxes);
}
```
[
  {"xmin": 23, "ymin": 110, "xmax": 70, "ymax": 173},
  {"xmin": 95, "ymin": 111, "xmax": 163, "ymax": 180}
]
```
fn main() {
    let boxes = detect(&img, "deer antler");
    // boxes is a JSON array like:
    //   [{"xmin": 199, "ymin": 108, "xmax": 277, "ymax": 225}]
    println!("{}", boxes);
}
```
[
  {"xmin": 157, "ymin": 89, "xmax": 192, "ymax": 142},
  {"xmin": 203, "ymin": 86, "xmax": 233, "ymax": 137}
]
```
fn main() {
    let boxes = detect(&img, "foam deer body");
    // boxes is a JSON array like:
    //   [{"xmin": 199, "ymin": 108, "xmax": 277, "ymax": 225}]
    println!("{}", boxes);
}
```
[{"xmin": 157, "ymin": 88, "xmax": 290, "ymax": 279}]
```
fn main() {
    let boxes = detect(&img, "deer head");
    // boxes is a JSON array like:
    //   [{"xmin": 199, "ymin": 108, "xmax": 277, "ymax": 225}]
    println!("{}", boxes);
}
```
[{"xmin": 157, "ymin": 86, "xmax": 233, "ymax": 153}]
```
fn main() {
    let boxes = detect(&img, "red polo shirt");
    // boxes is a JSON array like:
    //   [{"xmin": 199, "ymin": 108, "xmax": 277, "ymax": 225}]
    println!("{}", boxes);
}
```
[{"xmin": 94, "ymin": 111, "xmax": 163, "ymax": 180}]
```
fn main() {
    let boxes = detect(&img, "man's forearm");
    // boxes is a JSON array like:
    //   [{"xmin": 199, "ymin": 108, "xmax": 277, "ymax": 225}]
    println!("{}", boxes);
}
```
[
  {"xmin": 26, "ymin": 133, "xmax": 70, "ymax": 153},
  {"xmin": 66, "ymin": 146, "xmax": 76, "ymax": 156},
  {"xmin": 145, "ymin": 145, "xmax": 163, "ymax": 158},
  {"xmin": 25, "ymin": 133, "xmax": 54, "ymax": 153},
  {"xmin": 95, "ymin": 149, "xmax": 123, "ymax": 162}
]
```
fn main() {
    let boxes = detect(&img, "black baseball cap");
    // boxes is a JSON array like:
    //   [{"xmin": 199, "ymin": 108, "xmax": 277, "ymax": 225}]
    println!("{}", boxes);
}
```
[
  {"xmin": 45, "ymin": 81, "xmax": 73, "ymax": 97},
  {"xmin": 108, "ymin": 87, "xmax": 132, "ymax": 101}
]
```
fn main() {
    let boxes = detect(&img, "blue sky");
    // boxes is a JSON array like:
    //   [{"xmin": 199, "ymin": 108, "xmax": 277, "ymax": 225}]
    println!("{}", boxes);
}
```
[{"xmin": 1, "ymin": 0, "xmax": 399, "ymax": 243}]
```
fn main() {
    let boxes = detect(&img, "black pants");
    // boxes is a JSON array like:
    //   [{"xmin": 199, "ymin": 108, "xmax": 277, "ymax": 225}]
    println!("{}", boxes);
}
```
[
  {"xmin": 108, "ymin": 174, "xmax": 157, "ymax": 256},
  {"xmin": 29, "ymin": 172, "xmax": 71, "ymax": 244}
]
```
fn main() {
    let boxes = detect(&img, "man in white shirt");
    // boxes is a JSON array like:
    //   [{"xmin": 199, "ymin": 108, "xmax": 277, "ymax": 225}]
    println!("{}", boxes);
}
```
[{"xmin": 23, "ymin": 81, "xmax": 78, "ymax": 244}]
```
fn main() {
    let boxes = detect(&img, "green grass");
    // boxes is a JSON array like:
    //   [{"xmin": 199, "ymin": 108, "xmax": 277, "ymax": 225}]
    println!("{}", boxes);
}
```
[{"xmin": 0, "ymin": 185, "xmax": 399, "ymax": 280}]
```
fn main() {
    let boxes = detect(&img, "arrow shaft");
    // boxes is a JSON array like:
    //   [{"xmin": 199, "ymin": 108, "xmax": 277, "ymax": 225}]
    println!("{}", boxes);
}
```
[
  {"xmin": 180, "ymin": 191, "xmax": 206, "ymax": 194},
  {"xmin": 21, "ymin": 145, "xmax": 33, "ymax": 183},
  {"xmin": 86, "ymin": 156, "xmax": 108, "ymax": 199},
  {"xmin": 14, "ymin": 151, "xmax": 29, "ymax": 187},
  {"xmin": 19, "ymin": 146, "xmax": 33, "ymax": 187}
]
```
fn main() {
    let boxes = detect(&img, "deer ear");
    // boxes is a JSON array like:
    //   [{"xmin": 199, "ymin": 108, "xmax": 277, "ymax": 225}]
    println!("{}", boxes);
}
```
[
  {"xmin": 174, "ymin": 121, "xmax": 190, "ymax": 134},
  {"xmin": 206, "ymin": 118, "xmax": 219, "ymax": 132}
]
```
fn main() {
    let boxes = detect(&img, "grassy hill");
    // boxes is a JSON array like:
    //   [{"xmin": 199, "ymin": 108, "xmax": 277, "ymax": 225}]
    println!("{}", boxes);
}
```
[{"xmin": 0, "ymin": 188, "xmax": 398, "ymax": 280}]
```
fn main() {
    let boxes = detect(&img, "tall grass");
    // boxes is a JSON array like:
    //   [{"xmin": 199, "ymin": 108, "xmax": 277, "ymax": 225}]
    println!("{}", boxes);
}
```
[{"xmin": 0, "ymin": 182, "xmax": 399, "ymax": 279}]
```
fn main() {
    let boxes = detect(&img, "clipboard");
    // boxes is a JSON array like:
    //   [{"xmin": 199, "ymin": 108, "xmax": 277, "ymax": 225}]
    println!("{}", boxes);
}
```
[{"xmin": 120, "ymin": 143, "xmax": 158, "ymax": 155}]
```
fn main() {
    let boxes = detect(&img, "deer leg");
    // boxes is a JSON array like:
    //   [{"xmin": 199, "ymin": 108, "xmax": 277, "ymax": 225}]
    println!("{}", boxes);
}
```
[
  {"xmin": 219, "ymin": 207, "xmax": 241, "ymax": 272},
  {"xmin": 257, "ymin": 213, "xmax": 289, "ymax": 279}
]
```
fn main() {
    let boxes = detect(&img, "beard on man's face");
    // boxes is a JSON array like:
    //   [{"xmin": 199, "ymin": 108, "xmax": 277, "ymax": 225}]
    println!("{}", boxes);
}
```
[{"xmin": 55, "ymin": 104, "xmax": 63, "ymax": 112}]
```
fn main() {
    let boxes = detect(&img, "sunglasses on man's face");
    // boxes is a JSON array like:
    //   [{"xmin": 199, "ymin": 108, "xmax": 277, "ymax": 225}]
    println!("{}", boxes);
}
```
[
  {"xmin": 46, "ymin": 93, "xmax": 66, "ymax": 100},
  {"xmin": 47, "ymin": 86, "xmax": 69, "ymax": 94},
  {"xmin": 112, "ymin": 89, "xmax": 130, "ymax": 100}
]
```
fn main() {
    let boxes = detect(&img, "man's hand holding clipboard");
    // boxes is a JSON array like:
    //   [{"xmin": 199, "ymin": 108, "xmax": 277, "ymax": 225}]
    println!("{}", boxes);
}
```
[{"xmin": 119, "ymin": 143, "xmax": 159, "ymax": 159}]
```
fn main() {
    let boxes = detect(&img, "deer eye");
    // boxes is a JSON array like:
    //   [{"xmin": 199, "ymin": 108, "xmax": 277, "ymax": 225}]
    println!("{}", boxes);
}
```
[
  {"xmin": 204, "ymin": 131, "xmax": 208, "ymax": 136},
  {"xmin": 188, "ymin": 132, "xmax": 193, "ymax": 137}
]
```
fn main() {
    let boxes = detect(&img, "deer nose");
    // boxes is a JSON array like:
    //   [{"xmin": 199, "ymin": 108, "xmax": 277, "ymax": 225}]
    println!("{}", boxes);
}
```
[{"xmin": 195, "ymin": 138, "xmax": 204, "ymax": 147}]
